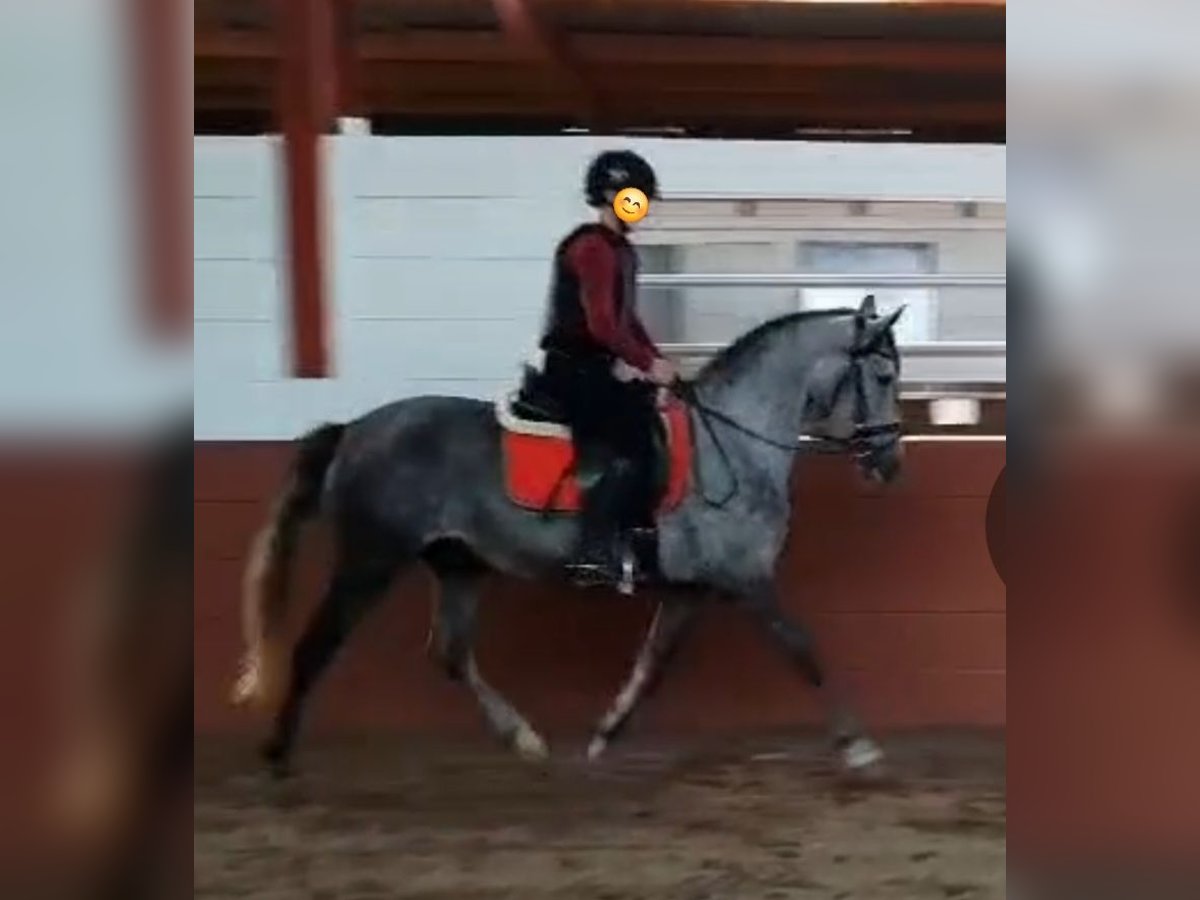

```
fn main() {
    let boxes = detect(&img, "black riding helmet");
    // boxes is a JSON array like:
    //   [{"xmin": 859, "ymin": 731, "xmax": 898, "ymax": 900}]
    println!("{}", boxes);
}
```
[{"xmin": 584, "ymin": 149, "xmax": 659, "ymax": 208}]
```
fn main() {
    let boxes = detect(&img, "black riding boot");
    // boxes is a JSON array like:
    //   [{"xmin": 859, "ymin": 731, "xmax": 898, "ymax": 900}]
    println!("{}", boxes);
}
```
[{"xmin": 567, "ymin": 458, "xmax": 636, "ymax": 592}]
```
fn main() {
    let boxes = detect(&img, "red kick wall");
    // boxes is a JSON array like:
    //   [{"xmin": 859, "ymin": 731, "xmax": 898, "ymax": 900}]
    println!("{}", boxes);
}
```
[{"xmin": 194, "ymin": 441, "xmax": 1007, "ymax": 738}]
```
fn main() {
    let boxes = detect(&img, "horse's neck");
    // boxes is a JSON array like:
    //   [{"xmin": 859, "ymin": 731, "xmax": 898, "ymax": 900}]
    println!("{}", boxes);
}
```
[
  {"xmin": 690, "ymin": 322, "xmax": 833, "ymax": 497},
  {"xmin": 698, "ymin": 326, "xmax": 825, "ymax": 439}
]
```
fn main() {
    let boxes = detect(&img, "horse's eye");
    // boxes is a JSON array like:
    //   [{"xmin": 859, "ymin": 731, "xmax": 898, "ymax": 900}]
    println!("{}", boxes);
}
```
[{"xmin": 876, "ymin": 371, "xmax": 895, "ymax": 386}]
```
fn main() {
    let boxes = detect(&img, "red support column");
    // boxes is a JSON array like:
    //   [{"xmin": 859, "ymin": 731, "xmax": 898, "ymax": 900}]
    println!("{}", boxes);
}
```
[
  {"xmin": 275, "ymin": 0, "xmax": 335, "ymax": 377},
  {"xmin": 129, "ymin": 0, "xmax": 190, "ymax": 343}
]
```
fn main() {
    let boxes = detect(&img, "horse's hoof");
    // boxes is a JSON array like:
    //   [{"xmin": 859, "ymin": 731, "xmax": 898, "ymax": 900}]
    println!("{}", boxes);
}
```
[
  {"xmin": 259, "ymin": 739, "xmax": 293, "ymax": 781},
  {"xmin": 230, "ymin": 665, "xmax": 259, "ymax": 707},
  {"xmin": 232, "ymin": 655, "xmax": 276, "ymax": 709},
  {"xmin": 232, "ymin": 648, "xmax": 287, "ymax": 710},
  {"xmin": 586, "ymin": 735, "xmax": 608, "ymax": 762},
  {"xmin": 267, "ymin": 761, "xmax": 293, "ymax": 782},
  {"xmin": 513, "ymin": 726, "xmax": 549, "ymax": 762},
  {"xmin": 839, "ymin": 737, "xmax": 889, "ymax": 783}
]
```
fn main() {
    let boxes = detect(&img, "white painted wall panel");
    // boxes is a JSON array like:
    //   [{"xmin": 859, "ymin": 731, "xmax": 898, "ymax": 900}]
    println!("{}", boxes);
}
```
[
  {"xmin": 340, "ymin": 136, "xmax": 1006, "ymax": 203},
  {"xmin": 653, "ymin": 140, "xmax": 1005, "ymax": 201},
  {"xmin": 196, "ymin": 379, "xmax": 359, "ymax": 442},
  {"xmin": 341, "ymin": 136, "xmax": 586, "ymax": 199},
  {"xmin": 194, "ymin": 260, "xmax": 280, "ymax": 322},
  {"xmin": 194, "ymin": 137, "xmax": 279, "ymax": 198},
  {"xmin": 196, "ymin": 377, "xmax": 516, "ymax": 442},
  {"xmin": 349, "ymin": 197, "xmax": 568, "ymax": 260},
  {"xmin": 193, "ymin": 135, "xmax": 1005, "ymax": 440},
  {"xmin": 341, "ymin": 318, "xmax": 535, "ymax": 383},
  {"xmin": 193, "ymin": 198, "xmax": 279, "ymax": 260},
  {"xmin": 194, "ymin": 138, "xmax": 289, "ymax": 432},
  {"xmin": 341, "ymin": 378, "xmax": 511, "ymax": 412},
  {"xmin": 345, "ymin": 258, "xmax": 549, "ymax": 320},
  {"xmin": 195, "ymin": 321, "xmax": 286, "ymax": 382}
]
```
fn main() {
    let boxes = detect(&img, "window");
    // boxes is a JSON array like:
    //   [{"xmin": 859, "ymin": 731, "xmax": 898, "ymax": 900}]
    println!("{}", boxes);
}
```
[
  {"xmin": 796, "ymin": 242, "xmax": 936, "ymax": 344},
  {"xmin": 637, "ymin": 244, "xmax": 684, "ymax": 344},
  {"xmin": 638, "ymin": 241, "xmax": 794, "ymax": 344},
  {"xmin": 635, "ymin": 197, "xmax": 1005, "ymax": 350}
]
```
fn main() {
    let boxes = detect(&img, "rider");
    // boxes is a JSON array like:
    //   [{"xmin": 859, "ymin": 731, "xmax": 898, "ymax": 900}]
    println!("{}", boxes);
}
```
[{"xmin": 537, "ymin": 149, "xmax": 678, "ymax": 587}]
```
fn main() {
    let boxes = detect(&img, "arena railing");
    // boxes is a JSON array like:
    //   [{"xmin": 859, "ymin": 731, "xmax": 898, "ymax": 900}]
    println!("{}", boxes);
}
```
[{"xmin": 643, "ymin": 272, "xmax": 1006, "ymax": 430}]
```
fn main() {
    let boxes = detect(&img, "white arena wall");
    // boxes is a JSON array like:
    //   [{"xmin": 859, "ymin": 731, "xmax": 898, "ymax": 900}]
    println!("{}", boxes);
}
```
[{"xmin": 194, "ymin": 136, "xmax": 1006, "ymax": 441}]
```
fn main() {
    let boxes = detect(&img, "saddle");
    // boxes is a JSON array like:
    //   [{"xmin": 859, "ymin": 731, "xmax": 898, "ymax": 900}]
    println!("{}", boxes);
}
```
[{"xmin": 498, "ymin": 364, "xmax": 692, "ymax": 516}]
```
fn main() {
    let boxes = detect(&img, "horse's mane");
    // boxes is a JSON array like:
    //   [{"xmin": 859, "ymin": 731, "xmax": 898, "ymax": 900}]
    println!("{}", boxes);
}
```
[{"xmin": 698, "ymin": 307, "xmax": 857, "ymax": 380}]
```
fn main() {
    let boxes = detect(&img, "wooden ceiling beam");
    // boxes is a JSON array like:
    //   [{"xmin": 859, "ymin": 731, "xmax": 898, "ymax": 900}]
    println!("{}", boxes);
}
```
[
  {"xmin": 195, "ymin": 57, "xmax": 275, "ymax": 83},
  {"xmin": 193, "ymin": 13, "xmax": 1005, "ymax": 137},
  {"xmin": 196, "ymin": 28, "xmax": 1003, "ymax": 75},
  {"xmin": 356, "ymin": 88, "xmax": 1003, "ymax": 128},
  {"xmin": 356, "ymin": 30, "xmax": 522, "ymax": 63},
  {"xmin": 196, "ymin": 83, "xmax": 1005, "ymax": 132},
  {"xmin": 358, "ymin": 61, "xmax": 1000, "ymax": 100},
  {"xmin": 194, "ymin": 29, "xmax": 275, "ymax": 59},
  {"xmin": 489, "ymin": 0, "xmax": 604, "ymax": 124},
  {"xmin": 569, "ymin": 34, "xmax": 1005, "ymax": 73},
  {"xmin": 534, "ymin": 0, "xmax": 1007, "ymax": 11},
  {"xmin": 597, "ymin": 67, "xmax": 1001, "ymax": 99},
  {"xmin": 194, "ymin": 86, "xmax": 277, "ymax": 110}
]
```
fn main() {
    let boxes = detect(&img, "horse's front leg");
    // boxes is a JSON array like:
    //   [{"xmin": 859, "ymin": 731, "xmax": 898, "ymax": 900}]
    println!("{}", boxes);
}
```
[
  {"xmin": 587, "ymin": 598, "xmax": 697, "ymax": 761},
  {"xmin": 742, "ymin": 588, "xmax": 885, "ymax": 776}
]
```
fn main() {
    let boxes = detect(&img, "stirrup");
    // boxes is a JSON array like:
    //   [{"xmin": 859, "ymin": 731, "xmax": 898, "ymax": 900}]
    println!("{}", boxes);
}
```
[
  {"xmin": 618, "ymin": 551, "xmax": 635, "ymax": 595},
  {"xmin": 566, "ymin": 560, "xmax": 617, "ymax": 588},
  {"xmin": 566, "ymin": 546, "xmax": 636, "ymax": 595}
]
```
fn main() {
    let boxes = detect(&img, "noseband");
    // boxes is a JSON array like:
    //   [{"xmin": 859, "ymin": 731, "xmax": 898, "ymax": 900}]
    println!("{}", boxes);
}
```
[{"xmin": 839, "ymin": 344, "xmax": 904, "ymax": 461}]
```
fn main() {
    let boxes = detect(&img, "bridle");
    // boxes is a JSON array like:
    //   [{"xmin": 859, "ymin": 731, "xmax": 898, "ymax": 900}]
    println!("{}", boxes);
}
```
[{"xmin": 672, "ymin": 321, "xmax": 903, "ymax": 508}]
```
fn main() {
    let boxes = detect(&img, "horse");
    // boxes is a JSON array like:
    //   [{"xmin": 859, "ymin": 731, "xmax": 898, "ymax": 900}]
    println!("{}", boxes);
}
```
[{"xmin": 233, "ymin": 294, "xmax": 905, "ymax": 778}]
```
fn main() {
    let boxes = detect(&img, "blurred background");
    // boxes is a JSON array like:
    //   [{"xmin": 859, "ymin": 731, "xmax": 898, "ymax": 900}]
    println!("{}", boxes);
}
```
[
  {"xmin": 1, "ymin": 0, "xmax": 1199, "ymax": 895},
  {"xmin": 0, "ymin": 1, "xmax": 190, "ymax": 895}
]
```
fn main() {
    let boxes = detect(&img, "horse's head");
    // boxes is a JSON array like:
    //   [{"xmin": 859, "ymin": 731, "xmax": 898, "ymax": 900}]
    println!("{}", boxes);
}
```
[{"xmin": 803, "ymin": 295, "xmax": 904, "ymax": 484}]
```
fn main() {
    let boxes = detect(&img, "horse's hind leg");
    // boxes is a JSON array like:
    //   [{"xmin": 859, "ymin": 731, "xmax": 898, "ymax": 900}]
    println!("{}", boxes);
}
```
[
  {"xmin": 746, "ymin": 591, "xmax": 885, "ymax": 776},
  {"xmin": 426, "ymin": 546, "xmax": 548, "ymax": 761},
  {"xmin": 261, "ymin": 546, "xmax": 400, "ymax": 777},
  {"xmin": 587, "ymin": 598, "xmax": 696, "ymax": 761}
]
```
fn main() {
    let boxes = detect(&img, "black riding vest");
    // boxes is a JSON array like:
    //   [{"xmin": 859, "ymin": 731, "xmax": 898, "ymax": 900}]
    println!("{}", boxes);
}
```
[{"xmin": 538, "ymin": 223, "xmax": 639, "ymax": 370}]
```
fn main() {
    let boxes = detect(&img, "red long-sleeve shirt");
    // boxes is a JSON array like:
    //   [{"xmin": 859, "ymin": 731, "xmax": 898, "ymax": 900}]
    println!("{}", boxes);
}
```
[{"xmin": 564, "ymin": 231, "xmax": 660, "ymax": 372}]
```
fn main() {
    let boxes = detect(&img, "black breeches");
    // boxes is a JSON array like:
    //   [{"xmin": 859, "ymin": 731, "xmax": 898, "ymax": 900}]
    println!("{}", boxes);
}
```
[
  {"xmin": 570, "ymin": 381, "xmax": 656, "ymax": 460},
  {"xmin": 558, "ymin": 370, "xmax": 659, "ymax": 526}
]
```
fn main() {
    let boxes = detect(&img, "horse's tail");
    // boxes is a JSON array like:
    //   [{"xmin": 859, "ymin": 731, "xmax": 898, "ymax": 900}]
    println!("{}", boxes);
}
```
[{"xmin": 231, "ymin": 422, "xmax": 345, "ymax": 708}]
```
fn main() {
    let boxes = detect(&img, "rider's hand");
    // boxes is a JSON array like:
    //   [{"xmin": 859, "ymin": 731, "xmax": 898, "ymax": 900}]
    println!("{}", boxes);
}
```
[
  {"xmin": 648, "ymin": 357, "xmax": 678, "ymax": 387},
  {"xmin": 612, "ymin": 359, "xmax": 641, "ymax": 383}
]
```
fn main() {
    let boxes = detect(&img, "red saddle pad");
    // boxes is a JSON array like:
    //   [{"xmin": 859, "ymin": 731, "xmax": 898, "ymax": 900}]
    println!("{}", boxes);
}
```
[{"xmin": 502, "ymin": 400, "xmax": 692, "ymax": 514}]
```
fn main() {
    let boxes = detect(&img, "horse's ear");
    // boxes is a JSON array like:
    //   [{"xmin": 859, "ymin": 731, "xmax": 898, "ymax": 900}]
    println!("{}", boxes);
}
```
[
  {"xmin": 858, "ymin": 294, "xmax": 877, "ymax": 318},
  {"xmin": 856, "ymin": 305, "xmax": 905, "ymax": 351}
]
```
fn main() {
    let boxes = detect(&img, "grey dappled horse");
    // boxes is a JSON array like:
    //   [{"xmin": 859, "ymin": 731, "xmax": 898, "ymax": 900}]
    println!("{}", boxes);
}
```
[{"xmin": 233, "ymin": 295, "xmax": 904, "ymax": 777}]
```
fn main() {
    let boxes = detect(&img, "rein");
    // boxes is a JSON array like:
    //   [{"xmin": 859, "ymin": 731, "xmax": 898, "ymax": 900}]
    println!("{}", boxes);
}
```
[
  {"xmin": 670, "ymin": 339, "xmax": 901, "ymax": 508},
  {"xmin": 673, "ymin": 380, "xmax": 841, "ymax": 453},
  {"xmin": 670, "ymin": 380, "xmax": 836, "ymax": 509}
]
